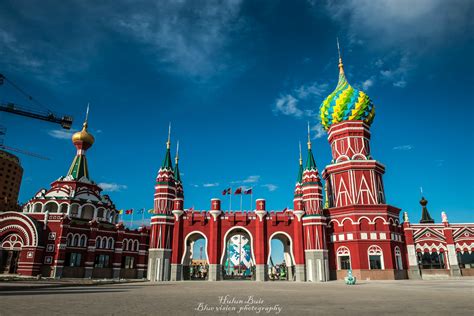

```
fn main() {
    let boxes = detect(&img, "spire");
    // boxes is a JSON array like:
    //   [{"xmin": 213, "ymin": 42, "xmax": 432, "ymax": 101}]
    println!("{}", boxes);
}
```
[
  {"xmin": 419, "ymin": 196, "xmax": 434, "ymax": 224},
  {"xmin": 161, "ymin": 123, "xmax": 173, "ymax": 170},
  {"xmin": 68, "ymin": 105, "xmax": 94, "ymax": 180},
  {"xmin": 337, "ymin": 37, "xmax": 344, "ymax": 75},
  {"xmin": 296, "ymin": 141, "xmax": 303, "ymax": 183},
  {"xmin": 305, "ymin": 123, "xmax": 317, "ymax": 170},
  {"xmin": 174, "ymin": 140, "xmax": 181, "ymax": 182}
]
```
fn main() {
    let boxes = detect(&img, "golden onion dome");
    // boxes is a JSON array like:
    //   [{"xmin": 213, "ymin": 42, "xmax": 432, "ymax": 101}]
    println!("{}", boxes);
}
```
[{"xmin": 72, "ymin": 122, "xmax": 95, "ymax": 146}]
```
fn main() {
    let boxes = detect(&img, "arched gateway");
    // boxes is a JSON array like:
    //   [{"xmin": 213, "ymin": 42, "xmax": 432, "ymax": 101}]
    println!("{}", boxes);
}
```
[{"xmin": 148, "ymin": 50, "xmax": 417, "ymax": 282}]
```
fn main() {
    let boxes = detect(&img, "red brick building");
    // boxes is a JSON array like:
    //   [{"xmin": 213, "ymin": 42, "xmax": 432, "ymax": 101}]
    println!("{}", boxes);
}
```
[{"xmin": 0, "ymin": 117, "xmax": 149, "ymax": 278}]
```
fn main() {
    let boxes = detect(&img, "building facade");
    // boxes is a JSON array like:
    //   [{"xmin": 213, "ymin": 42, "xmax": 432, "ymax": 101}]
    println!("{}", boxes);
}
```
[
  {"xmin": 0, "ymin": 117, "xmax": 149, "ymax": 278},
  {"xmin": 0, "ymin": 149, "xmax": 23, "ymax": 212},
  {"xmin": 148, "ymin": 53, "xmax": 474, "ymax": 282}
]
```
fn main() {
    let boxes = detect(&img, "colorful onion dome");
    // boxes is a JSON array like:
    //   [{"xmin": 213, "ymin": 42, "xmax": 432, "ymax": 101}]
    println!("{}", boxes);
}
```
[
  {"xmin": 72, "ymin": 121, "xmax": 95, "ymax": 147},
  {"xmin": 319, "ymin": 56, "xmax": 375, "ymax": 131}
]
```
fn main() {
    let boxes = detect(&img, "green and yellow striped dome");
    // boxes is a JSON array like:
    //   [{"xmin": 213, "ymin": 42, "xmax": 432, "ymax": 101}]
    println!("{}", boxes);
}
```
[{"xmin": 319, "ymin": 59, "xmax": 375, "ymax": 131}]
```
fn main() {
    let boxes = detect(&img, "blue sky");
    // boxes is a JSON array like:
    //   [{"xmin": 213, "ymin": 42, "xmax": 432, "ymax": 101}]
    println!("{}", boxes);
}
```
[{"xmin": 1, "ymin": 0, "xmax": 473, "ymax": 239}]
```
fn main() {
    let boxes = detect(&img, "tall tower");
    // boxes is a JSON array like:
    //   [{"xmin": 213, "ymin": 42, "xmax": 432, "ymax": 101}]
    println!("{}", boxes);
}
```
[
  {"xmin": 319, "ymin": 42, "xmax": 403, "ymax": 280},
  {"xmin": 301, "ymin": 125, "xmax": 328, "ymax": 282},
  {"xmin": 68, "ymin": 108, "xmax": 95, "ymax": 180},
  {"xmin": 148, "ymin": 125, "xmax": 176, "ymax": 281}
]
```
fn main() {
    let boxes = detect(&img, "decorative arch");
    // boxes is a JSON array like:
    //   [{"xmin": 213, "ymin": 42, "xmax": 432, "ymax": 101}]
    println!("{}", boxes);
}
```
[
  {"xmin": 220, "ymin": 226, "xmax": 256, "ymax": 266},
  {"xmin": 336, "ymin": 246, "xmax": 351, "ymax": 270},
  {"xmin": 33, "ymin": 203, "xmax": 43, "ymax": 213},
  {"xmin": 368, "ymin": 245, "xmax": 384, "ymax": 270},
  {"xmin": 181, "ymin": 231, "xmax": 209, "ymax": 265},
  {"xmin": 0, "ymin": 212, "xmax": 40, "ymax": 247},
  {"xmin": 1, "ymin": 233, "xmax": 25, "ymax": 250},
  {"xmin": 267, "ymin": 231, "xmax": 296, "ymax": 267},
  {"xmin": 44, "ymin": 201, "xmax": 59, "ymax": 213}
]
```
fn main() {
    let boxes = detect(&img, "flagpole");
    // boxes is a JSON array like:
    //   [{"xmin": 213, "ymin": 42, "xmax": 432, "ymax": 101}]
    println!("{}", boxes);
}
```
[
  {"xmin": 250, "ymin": 189, "xmax": 253, "ymax": 210},
  {"xmin": 142, "ymin": 208, "xmax": 145, "ymax": 227},
  {"xmin": 229, "ymin": 187, "xmax": 232, "ymax": 211},
  {"xmin": 130, "ymin": 210, "xmax": 133, "ymax": 228}
]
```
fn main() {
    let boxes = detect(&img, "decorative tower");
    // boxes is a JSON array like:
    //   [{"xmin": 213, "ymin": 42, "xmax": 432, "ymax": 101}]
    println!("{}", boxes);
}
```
[
  {"xmin": 302, "ymin": 123, "xmax": 323, "ymax": 214},
  {"xmin": 291, "ymin": 142, "xmax": 306, "ymax": 281},
  {"xmin": 148, "ymin": 124, "xmax": 176, "ymax": 281},
  {"xmin": 68, "ymin": 106, "xmax": 94, "ymax": 180},
  {"xmin": 301, "ymin": 125, "xmax": 328, "ymax": 282},
  {"xmin": 419, "ymin": 197, "xmax": 434, "ymax": 224},
  {"xmin": 320, "ymin": 41, "xmax": 403, "ymax": 280}
]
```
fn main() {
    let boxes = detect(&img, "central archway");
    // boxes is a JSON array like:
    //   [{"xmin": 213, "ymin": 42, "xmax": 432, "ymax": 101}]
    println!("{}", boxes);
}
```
[
  {"xmin": 221, "ymin": 227, "xmax": 256, "ymax": 280},
  {"xmin": 267, "ymin": 232, "xmax": 296, "ymax": 281},
  {"xmin": 181, "ymin": 231, "xmax": 209, "ymax": 280}
]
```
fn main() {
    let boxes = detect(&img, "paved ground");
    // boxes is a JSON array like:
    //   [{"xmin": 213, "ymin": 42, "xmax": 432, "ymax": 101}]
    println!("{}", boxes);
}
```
[{"xmin": 0, "ymin": 279, "xmax": 473, "ymax": 316}]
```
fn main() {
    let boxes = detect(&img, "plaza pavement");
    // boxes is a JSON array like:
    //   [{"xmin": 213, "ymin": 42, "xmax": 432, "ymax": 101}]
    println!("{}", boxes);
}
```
[{"xmin": 0, "ymin": 278, "xmax": 473, "ymax": 316}]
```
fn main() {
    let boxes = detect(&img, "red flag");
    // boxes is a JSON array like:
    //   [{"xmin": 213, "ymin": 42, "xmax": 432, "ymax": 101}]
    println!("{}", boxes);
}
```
[
  {"xmin": 125, "ymin": 209, "xmax": 133, "ymax": 215},
  {"xmin": 222, "ymin": 189, "xmax": 227, "ymax": 195},
  {"xmin": 244, "ymin": 188, "xmax": 252, "ymax": 195},
  {"xmin": 234, "ymin": 187, "xmax": 242, "ymax": 195},
  {"xmin": 222, "ymin": 188, "xmax": 231, "ymax": 195}
]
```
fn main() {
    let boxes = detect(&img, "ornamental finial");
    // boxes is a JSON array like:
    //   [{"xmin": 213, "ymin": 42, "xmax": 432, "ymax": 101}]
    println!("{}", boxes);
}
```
[
  {"xmin": 307, "ymin": 122, "xmax": 312, "ymax": 149},
  {"xmin": 299, "ymin": 141, "xmax": 302, "ymax": 165},
  {"xmin": 337, "ymin": 37, "xmax": 344, "ymax": 74},
  {"xmin": 175, "ymin": 140, "xmax": 179, "ymax": 164},
  {"xmin": 167, "ymin": 122, "xmax": 171, "ymax": 149}
]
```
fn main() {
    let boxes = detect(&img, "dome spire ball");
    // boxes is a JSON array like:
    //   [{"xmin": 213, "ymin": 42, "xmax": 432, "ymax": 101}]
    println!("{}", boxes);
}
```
[
  {"xmin": 319, "ymin": 40, "xmax": 376, "ymax": 131},
  {"xmin": 72, "ymin": 103, "xmax": 95, "ymax": 150}
]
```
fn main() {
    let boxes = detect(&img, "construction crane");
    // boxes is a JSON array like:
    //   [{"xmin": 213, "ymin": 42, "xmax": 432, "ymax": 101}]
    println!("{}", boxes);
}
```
[
  {"xmin": 0, "ymin": 73, "xmax": 74, "ymax": 159},
  {"xmin": 0, "ymin": 73, "xmax": 73, "ymax": 129}
]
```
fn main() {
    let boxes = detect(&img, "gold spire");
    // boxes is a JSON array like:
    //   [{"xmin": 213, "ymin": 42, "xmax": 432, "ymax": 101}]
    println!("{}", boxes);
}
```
[
  {"xmin": 166, "ymin": 122, "xmax": 171, "ymax": 149},
  {"xmin": 307, "ymin": 122, "xmax": 312, "ymax": 149},
  {"xmin": 72, "ymin": 104, "xmax": 94, "ymax": 146},
  {"xmin": 175, "ymin": 140, "xmax": 179, "ymax": 164},
  {"xmin": 299, "ymin": 141, "xmax": 302, "ymax": 165},
  {"xmin": 337, "ymin": 37, "xmax": 344, "ymax": 74}
]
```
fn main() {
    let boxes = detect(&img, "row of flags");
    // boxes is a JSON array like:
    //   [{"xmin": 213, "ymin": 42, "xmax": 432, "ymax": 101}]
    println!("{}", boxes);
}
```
[
  {"xmin": 222, "ymin": 187, "xmax": 252, "ymax": 195},
  {"xmin": 118, "ymin": 208, "xmax": 155, "ymax": 215}
]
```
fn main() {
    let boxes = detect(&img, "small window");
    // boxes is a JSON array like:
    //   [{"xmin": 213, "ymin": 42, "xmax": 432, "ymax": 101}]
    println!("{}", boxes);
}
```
[
  {"xmin": 66, "ymin": 253, "xmax": 82, "ymax": 267},
  {"xmin": 369, "ymin": 255, "xmax": 382, "ymax": 269},
  {"xmin": 73, "ymin": 235, "xmax": 79, "ymax": 247},
  {"xmin": 107, "ymin": 238, "xmax": 114, "ymax": 249},
  {"xmin": 80, "ymin": 236, "xmax": 87, "ymax": 248},
  {"xmin": 339, "ymin": 256, "xmax": 351, "ymax": 270},
  {"xmin": 94, "ymin": 254, "xmax": 110, "ymax": 268},
  {"xmin": 122, "ymin": 256, "xmax": 135, "ymax": 269}
]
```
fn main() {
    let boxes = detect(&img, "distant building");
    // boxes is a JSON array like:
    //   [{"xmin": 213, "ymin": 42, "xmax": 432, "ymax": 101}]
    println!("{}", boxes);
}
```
[
  {"xmin": 0, "ymin": 117, "xmax": 149, "ymax": 278},
  {"xmin": 0, "ymin": 149, "xmax": 23, "ymax": 212}
]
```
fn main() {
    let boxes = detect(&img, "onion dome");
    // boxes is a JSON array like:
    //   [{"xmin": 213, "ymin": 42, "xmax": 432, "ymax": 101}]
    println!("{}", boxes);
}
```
[
  {"xmin": 319, "ymin": 47, "xmax": 375, "ymax": 131},
  {"xmin": 72, "ymin": 121, "xmax": 95, "ymax": 147}
]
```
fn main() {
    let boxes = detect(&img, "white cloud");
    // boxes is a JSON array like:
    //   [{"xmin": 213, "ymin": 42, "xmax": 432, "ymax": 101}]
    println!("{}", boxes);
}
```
[
  {"xmin": 273, "ymin": 82, "xmax": 328, "ymax": 119},
  {"xmin": 273, "ymin": 95, "xmax": 303, "ymax": 118},
  {"xmin": 110, "ymin": 0, "xmax": 245, "ymax": 79},
  {"xmin": 362, "ymin": 78, "xmax": 374, "ymax": 90},
  {"xmin": 392, "ymin": 145, "xmax": 414, "ymax": 151},
  {"xmin": 47, "ymin": 129, "xmax": 77, "ymax": 140},
  {"xmin": 262, "ymin": 184, "xmax": 278, "ymax": 192},
  {"xmin": 203, "ymin": 183, "xmax": 219, "ymax": 187},
  {"xmin": 99, "ymin": 182, "xmax": 128, "ymax": 192},
  {"xmin": 295, "ymin": 82, "xmax": 329, "ymax": 99},
  {"xmin": 311, "ymin": 123, "xmax": 326, "ymax": 139},
  {"xmin": 243, "ymin": 175, "xmax": 260, "ymax": 183}
]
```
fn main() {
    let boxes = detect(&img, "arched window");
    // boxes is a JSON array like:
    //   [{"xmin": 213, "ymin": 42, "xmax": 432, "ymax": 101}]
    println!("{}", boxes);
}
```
[
  {"xmin": 73, "ymin": 234, "xmax": 79, "ymax": 247},
  {"xmin": 134, "ymin": 240, "xmax": 139, "ymax": 252},
  {"xmin": 337, "ymin": 246, "xmax": 351, "ymax": 270},
  {"xmin": 33, "ymin": 203, "xmax": 42, "ymax": 213},
  {"xmin": 417, "ymin": 250, "xmax": 446, "ymax": 269},
  {"xmin": 101, "ymin": 237, "xmax": 107, "ymax": 249},
  {"xmin": 80, "ymin": 235, "xmax": 87, "ymax": 248},
  {"xmin": 67, "ymin": 234, "xmax": 73, "ymax": 246},
  {"xmin": 108, "ymin": 238, "xmax": 114, "ymax": 249},
  {"xmin": 394, "ymin": 246, "xmax": 403, "ymax": 270},
  {"xmin": 122, "ymin": 239, "xmax": 128, "ymax": 250},
  {"xmin": 70, "ymin": 204, "xmax": 79, "ymax": 217},
  {"xmin": 368, "ymin": 245, "xmax": 384, "ymax": 270},
  {"xmin": 96, "ymin": 237, "xmax": 101, "ymax": 249}
]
